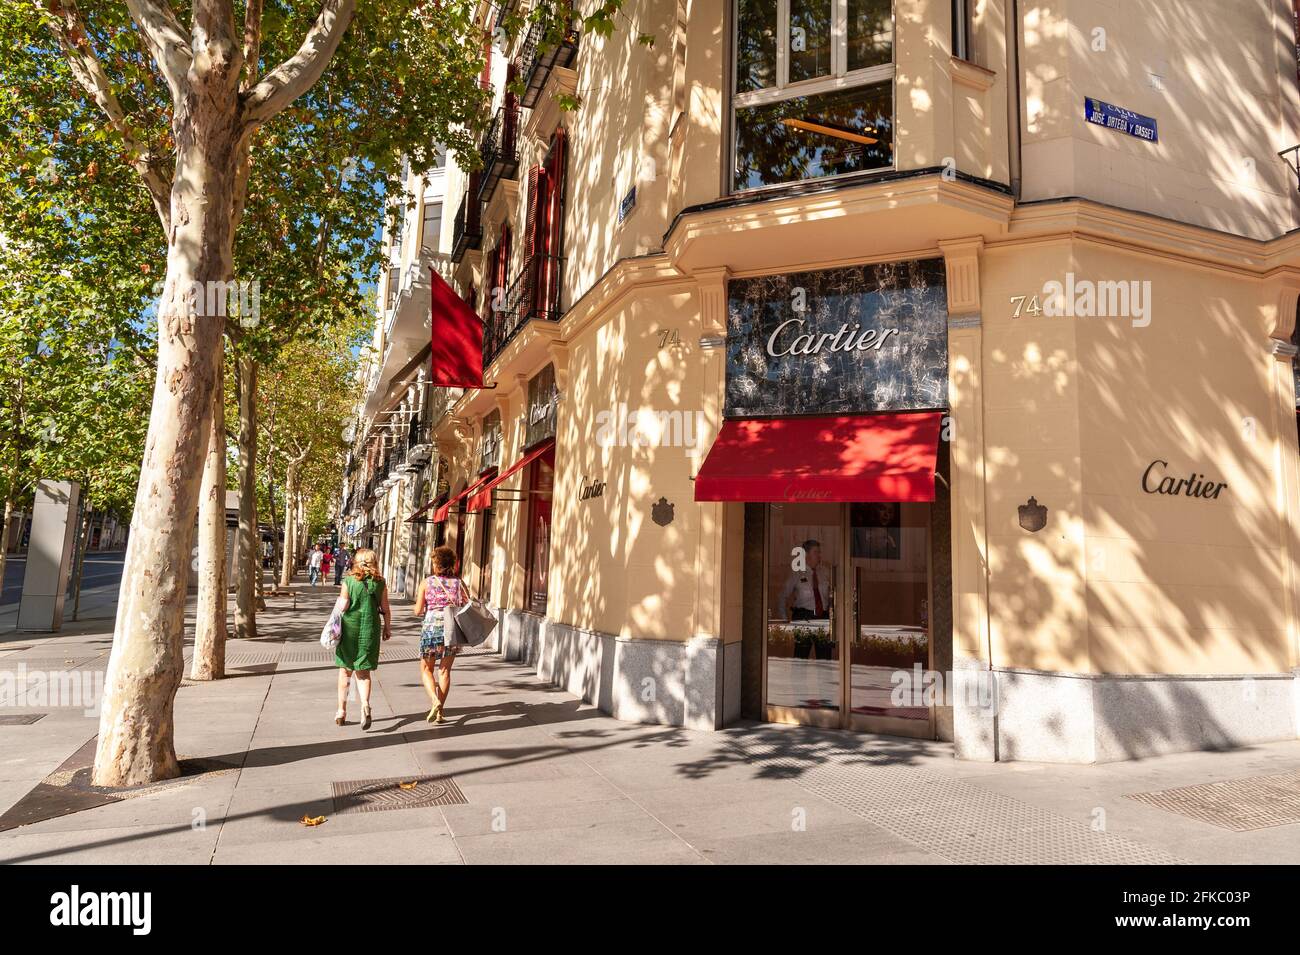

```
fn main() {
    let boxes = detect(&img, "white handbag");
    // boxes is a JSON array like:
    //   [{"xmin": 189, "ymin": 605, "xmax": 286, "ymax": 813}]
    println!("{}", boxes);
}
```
[
  {"xmin": 433, "ymin": 578, "xmax": 498, "ymax": 647},
  {"xmin": 320, "ymin": 596, "xmax": 345, "ymax": 651}
]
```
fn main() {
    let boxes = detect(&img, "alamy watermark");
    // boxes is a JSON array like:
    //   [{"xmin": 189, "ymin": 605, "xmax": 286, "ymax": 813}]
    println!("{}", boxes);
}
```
[
  {"xmin": 0, "ymin": 665, "xmax": 103, "ymax": 716},
  {"xmin": 1012, "ymin": 272, "xmax": 1152, "ymax": 328},
  {"xmin": 152, "ymin": 278, "xmax": 261, "ymax": 328},
  {"xmin": 595, "ymin": 403, "xmax": 703, "ymax": 449}
]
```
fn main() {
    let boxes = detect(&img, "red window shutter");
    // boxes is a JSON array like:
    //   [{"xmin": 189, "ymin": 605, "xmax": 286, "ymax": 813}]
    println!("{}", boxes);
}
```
[
  {"xmin": 539, "ymin": 128, "xmax": 568, "ymax": 318},
  {"xmin": 480, "ymin": 34, "xmax": 492, "ymax": 90},
  {"xmin": 523, "ymin": 164, "xmax": 547, "ymax": 319},
  {"xmin": 504, "ymin": 62, "xmax": 519, "ymax": 153},
  {"xmin": 500, "ymin": 224, "xmax": 512, "ymax": 294},
  {"xmin": 481, "ymin": 242, "xmax": 497, "ymax": 321}
]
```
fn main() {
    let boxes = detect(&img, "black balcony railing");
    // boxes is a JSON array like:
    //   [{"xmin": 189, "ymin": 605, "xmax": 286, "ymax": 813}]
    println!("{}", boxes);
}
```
[
  {"xmin": 476, "ymin": 104, "xmax": 520, "ymax": 206},
  {"xmin": 483, "ymin": 252, "xmax": 564, "ymax": 369},
  {"xmin": 450, "ymin": 183, "xmax": 483, "ymax": 263},
  {"xmin": 516, "ymin": 20, "xmax": 580, "ymax": 109}
]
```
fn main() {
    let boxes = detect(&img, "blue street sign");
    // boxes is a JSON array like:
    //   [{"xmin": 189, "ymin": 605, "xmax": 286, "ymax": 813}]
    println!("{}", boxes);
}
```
[{"xmin": 1085, "ymin": 97, "xmax": 1158, "ymax": 143}]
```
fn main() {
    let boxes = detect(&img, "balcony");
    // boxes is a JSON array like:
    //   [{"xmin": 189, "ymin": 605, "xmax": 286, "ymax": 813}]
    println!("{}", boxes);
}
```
[
  {"xmin": 483, "ymin": 252, "xmax": 563, "ymax": 369},
  {"xmin": 450, "ymin": 181, "xmax": 483, "ymax": 263},
  {"xmin": 515, "ymin": 20, "xmax": 579, "ymax": 109},
  {"xmin": 476, "ymin": 104, "xmax": 521, "ymax": 206}
]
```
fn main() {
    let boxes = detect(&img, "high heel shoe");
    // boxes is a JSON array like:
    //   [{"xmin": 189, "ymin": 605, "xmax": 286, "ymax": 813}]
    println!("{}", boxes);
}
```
[
  {"xmin": 334, "ymin": 707, "xmax": 346, "ymax": 726},
  {"xmin": 361, "ymin": 706, "xmax": 372, "ymax": 731}
]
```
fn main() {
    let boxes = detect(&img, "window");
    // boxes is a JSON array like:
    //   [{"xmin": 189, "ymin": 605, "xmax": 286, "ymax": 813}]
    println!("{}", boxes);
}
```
[
  {"xmin": 732, "ymin": 0, "xmax": 894, "ymax": 191},
  {"xmin": 386, "ymin": 266, "xmax": 400, "ymax": 310},
  {"xmin": 478, "ymin": 507, "xmax": 494, "ymax": 597},
  {"xmin": 524, "ymin": 451, "xmax": 554, "ymax": 615},
  {"xmin": 951, "ymin": 0, "xmax": 970, "ymax": 61},
  {"xmin": 421, "ymin": 200, "xmax": 443, "ymax": 253}
]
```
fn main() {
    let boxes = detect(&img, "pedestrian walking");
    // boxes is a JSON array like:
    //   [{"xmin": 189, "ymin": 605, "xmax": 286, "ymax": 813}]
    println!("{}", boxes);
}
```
[
  {"xmin": 308, "ymin": 544, "xmax": 324, "ymax": 586},
  {"xmin": 334, "ymin": 547, "xmax": 350, "ymax": 586},
  {"xmin": 321, "ymin": 547, "xmax": 333, "ymax": 580},
  {"xmin": 333, "ymin": 548, "xmax": 391, "ymax": 730},
  {"xmin": 412, "ymin": 545, "xmax": 468, "ymax": 724}
]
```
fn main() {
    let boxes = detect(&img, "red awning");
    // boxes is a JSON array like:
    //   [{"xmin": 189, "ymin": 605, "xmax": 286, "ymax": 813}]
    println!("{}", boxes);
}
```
[
  {"xmin": 429, "ymin": 268, "xmax": 484, "ymax": 388},
  {"xmin": 466, "ymin": 439, "xmax": 555, "ymax": 512},
  {"xmin": 432, "ymin": 470, "xmax": 497, "ymax": 523},
  {"xmin": 694, "ymin": 412, "xmax": 943, "ymax": 503},
  {"xmin": 405, "ymin": 497, "xmax": 441, "ymax": 523}
]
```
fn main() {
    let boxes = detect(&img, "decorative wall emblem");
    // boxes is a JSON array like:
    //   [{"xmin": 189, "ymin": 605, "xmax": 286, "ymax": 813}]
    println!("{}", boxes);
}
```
[
  {"xmin": 1018, "ymin": 497, "xmax": 1048, "ymax": 533},
  {"xmin": 651, "ymin": 497, "xmax": 675, "ymax": 527}
]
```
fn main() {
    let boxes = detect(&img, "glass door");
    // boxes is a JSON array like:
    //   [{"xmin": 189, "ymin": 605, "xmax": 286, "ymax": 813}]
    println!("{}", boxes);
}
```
[
  {"xmin": 764, "ymin": 502, "xmax": 843, "ymax": 727},
  {"xmin": 763, "ymin": 500, "xmax": 935, "ymax": 735},
  {"xmin": 846, "ymin": 502, "xmax": 934, "ymax": 737}
]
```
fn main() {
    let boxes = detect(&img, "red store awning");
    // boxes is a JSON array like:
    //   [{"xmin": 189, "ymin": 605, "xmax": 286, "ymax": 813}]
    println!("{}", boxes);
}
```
[
  {"xmin": 466, "ymin": 439, "xmax": 555, "ymax": 512},
  {"xmin": 693, "ymin": 412, "xmax": 943, "ymax": 504},
  {"xmin": 431, "ymin": 469, "xmax": 497, "ymax": 523}
]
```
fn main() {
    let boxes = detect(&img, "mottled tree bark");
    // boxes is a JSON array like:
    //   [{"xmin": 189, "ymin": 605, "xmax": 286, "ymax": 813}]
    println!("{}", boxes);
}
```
[
  {"xmin": 191, "ymin": 351, "xmax": 228, "ymax": 680},
  {"xmin": 234, "ymin": 355, "xmax": 259, "ymax": 639}
]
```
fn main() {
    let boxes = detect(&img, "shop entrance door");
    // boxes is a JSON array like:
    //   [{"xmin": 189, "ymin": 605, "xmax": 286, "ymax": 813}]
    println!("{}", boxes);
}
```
[{"xmin": 763, "ymin": 501, "xmax": 935, "ymax": 737}]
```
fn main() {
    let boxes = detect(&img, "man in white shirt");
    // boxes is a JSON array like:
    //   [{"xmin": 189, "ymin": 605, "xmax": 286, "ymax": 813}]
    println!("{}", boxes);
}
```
[
  {"xmin": 308, "ymin": 545, "xmax": 324, "ymax": 586},
  {"xmin": 779, "ymin": 539, "xmax": 833, "ymax": 621}
]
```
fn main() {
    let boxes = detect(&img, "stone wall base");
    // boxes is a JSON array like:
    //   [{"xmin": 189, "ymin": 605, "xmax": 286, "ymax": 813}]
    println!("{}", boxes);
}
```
[
  {"xmin": 495, "ymin": 609, "xmax": 730, "ymax": 730},
  {"xmin": 987, "ymin": 666, "xmax": 1300, "ymax": 763}
]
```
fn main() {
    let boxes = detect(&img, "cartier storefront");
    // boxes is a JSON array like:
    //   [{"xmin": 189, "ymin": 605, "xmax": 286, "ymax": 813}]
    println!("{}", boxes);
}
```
[{"xmin": 695, "ymin": 258, "xmax": 956, "ymax": 739}]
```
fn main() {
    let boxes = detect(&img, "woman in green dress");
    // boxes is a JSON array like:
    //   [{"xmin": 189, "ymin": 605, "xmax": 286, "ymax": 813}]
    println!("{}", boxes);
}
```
[{"xmin": 334, "ymin": 548, "xmax": 391, "ymax": 730}]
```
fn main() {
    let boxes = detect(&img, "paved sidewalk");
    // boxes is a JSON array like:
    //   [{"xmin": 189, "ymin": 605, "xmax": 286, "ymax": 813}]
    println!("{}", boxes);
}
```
[{"xmin": 2, "ymin": 582, "xmax": 1300, "ymax": 864}]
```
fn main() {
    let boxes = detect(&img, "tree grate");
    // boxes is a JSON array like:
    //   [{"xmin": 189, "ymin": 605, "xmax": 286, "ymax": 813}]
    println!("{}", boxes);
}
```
[
  {"xmin": 330, "ymin": 775, "xmax": 467, "ymax": 814},
  {"xmin": 0, "ymin": 714, "xmax": 46, "ymax": 725},
  {"xmin": 1125, "ymin": 770, "xmax": 1300, "ymax": 831}
]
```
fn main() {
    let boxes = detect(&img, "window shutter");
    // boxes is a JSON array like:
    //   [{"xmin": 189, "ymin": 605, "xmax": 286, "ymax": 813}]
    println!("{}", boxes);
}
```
[
  {"xmin": 523, "ymin": 164, "xmax": 548, "ymax": 319},
  {"xmin": 480, "ymin": 34, "xmax": 492, "ymax": 90},
  {"xmin": 499, "ymin": 223, "xmax": 512, "ymax": 302},
  {"xmin": 481, "ymin": 242, "xmax": 497, "ymax": 321},
  {"xmin": 539, "ymin": 128, "xmax": 569, "ymax": 318},
  {"xmin": 504, "ymin": 62, "xmax": 519, "ymax": 154}
]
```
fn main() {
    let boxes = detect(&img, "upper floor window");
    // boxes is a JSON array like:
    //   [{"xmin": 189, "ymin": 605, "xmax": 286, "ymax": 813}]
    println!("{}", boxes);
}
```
[
  {"xmin": 732, "ymin": 0, "xmax": 894, "ymax": 192},
  {"xmin": 421, "ymin": 200, "xmax": 443, "ymax": 253}
]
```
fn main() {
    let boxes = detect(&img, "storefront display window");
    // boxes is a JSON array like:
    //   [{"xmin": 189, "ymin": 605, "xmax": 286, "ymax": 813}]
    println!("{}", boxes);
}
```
[
  {"xmin": 525, "ymin": 451, "xmax": 554, "ymax": 615},
  {"xmin": 732, "ymin": 0, "xmax": 894, "ymax": 191}
]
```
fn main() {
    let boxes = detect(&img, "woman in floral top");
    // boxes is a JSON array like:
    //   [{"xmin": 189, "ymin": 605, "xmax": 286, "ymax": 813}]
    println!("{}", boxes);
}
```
[{"xmin": 412, "ymin": 545, "xmax": 468, "ymax": 723}]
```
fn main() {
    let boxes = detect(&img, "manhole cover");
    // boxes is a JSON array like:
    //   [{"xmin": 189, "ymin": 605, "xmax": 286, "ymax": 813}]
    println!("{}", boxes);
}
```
[
  {"xmin": 1126, "ymin": 770, "xmax": 1300, "ymax": 831},
  {"xmin": 331, "ymin": 775, "xmax": 467, "ymax": 814},
  {"xmin": 0, "ymin": 714, "xmax": 46, "ymax": 725}
]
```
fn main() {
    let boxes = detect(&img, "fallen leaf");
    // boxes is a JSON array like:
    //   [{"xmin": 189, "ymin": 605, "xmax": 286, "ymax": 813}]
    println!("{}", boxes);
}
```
[
  {"xmin": 398, "ymin": 780, "xmax": 418, "ymax": 790},
  {"xmin": 300, "ymin": 814, "xmax": 327, "ymax": 827}
]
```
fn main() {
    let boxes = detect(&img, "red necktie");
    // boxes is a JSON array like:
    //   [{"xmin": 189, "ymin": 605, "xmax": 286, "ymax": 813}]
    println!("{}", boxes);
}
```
[{"xmin": 812, "ymin": 574, "xmax": 825, "ymax": 616}]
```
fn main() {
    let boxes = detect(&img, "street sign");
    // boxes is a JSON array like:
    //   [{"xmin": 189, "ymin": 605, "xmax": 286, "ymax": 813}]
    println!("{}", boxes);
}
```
[{"xmin": 1085, "ymin": 97, "xmax": 1158, "ymax": 143}]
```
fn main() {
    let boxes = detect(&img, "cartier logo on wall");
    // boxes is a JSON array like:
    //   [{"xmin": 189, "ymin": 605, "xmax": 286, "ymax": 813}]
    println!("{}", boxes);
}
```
[
  {"xmin": 1141, "ymin": 460, "xmax": 1227, "ymax": 500},
  {"xmin": 579, "ymin": 475, "xmax": 606, "ymax": 501}
]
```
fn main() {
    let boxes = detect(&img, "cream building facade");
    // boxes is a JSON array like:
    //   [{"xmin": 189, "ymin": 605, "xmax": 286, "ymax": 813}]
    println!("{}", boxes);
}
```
[{"xmin": 351, "ymin": 0, "xmax": 1300, "ymax": 763}]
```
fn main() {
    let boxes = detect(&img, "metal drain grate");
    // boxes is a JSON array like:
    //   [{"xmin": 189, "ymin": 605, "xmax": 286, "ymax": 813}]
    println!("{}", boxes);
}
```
[
  {"xmin": 0, "ymin": 714, "xmax": 46, "ymax": 725},
  {"xmin": 730, "ymin": 737, "xmax": 1186, "ymax": 865},
  {"xmin": 331, "ymin": 775, "xmax": 468, "ymax": 814},
  {"xmin": 1125, "ymin": 770, "xmax": 1300, "ymax": 831}
]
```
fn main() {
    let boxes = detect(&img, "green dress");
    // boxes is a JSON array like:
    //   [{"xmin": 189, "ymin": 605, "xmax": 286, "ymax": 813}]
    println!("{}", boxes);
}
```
[{"xmin": 336, "ymin": 575, "xmax": 384, "ymax": 671}]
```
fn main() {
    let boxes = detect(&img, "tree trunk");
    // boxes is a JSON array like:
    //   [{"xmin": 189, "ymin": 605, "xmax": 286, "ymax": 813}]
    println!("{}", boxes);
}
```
[
  {"xmin": 93, "ymin": 78, "xmax": 241, "ymax": 787},
  {"xmin": 71, "ymin": 505, "xmax": 93, "ymax": 621},
  {"xmin": 0, "ymin": 496, "xmax": 12, "ymax": 602},
  {"xmin": 192, "ymin": 358, "xmax": 229, "ymax": 680},
  {"xmin": 234, "ymin": 356, "xmax": 260, "ymax": 637},
  {"xmin": 279, "ymin": 468, "xmax": 298, "ymax": 587}
]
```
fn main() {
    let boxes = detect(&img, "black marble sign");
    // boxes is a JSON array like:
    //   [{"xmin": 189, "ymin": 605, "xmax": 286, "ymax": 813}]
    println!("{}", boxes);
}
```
[
  {"xmin": 725, "ymin": 258, "xmax": 949, "ymax": 417},
  {"xmin": 525, "ymin": 363, "xmax": 558, "ymax": 448}
]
